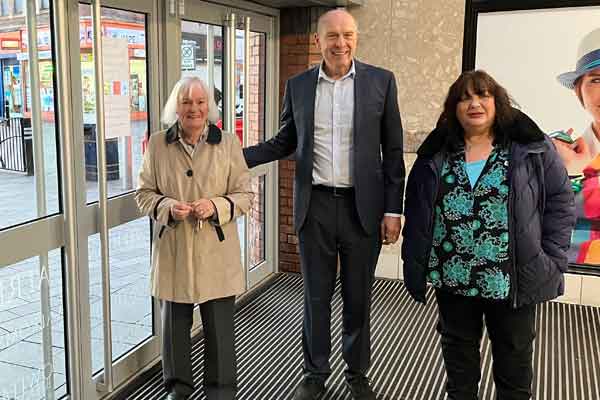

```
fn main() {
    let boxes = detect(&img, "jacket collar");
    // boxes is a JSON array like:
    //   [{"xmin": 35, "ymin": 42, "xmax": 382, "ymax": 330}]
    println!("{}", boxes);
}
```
[
  {"xmin": 166, "ymin": 123, "xmax": 222, "ymax": 145},
  {"xmin": 354, "ymin": 59, "xmax": 367, "ymax": 76},
  {"xmin": 417, "ymin": 109, "xmax": 546, "ymax": 158},
  {"xmin": 311, "ymin": 58, "xmax": 366, "ymax": 79},
  {"xmin": 317, "ymin": 60, "xmax": 356, "ymax": 82}
]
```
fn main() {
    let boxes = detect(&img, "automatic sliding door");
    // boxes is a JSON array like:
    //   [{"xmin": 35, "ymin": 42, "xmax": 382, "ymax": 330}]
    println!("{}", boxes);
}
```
[
  {"xmin": 172, "ymin": 1, "xmax": 277, "ymax": 295},
  {"xmin": 65, "ymin": 0, "xmax": 161, "ymax": 397},
  {"xmin": 0, "ymin": 2, "xmax": 68, "ymax": 399},
  {"xmin": 76, "ymin": 5, "xmax": 154, "ymax": 375}
]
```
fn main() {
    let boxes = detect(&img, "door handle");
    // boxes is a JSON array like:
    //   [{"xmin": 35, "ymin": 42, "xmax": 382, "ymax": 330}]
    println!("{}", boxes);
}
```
[{"xmin": 90, "ymin": 0, "xmax": 114, "ymax": 393}]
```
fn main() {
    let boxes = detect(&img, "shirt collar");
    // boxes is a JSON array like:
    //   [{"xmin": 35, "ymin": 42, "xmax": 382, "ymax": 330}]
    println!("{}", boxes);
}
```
[
  {"xmin": 178, "ymin": 123, "xmax": 208, "ymax": 147},
  {"xmin": 318, "ymin": 60, "xmax": 356, "ymax": 83}
]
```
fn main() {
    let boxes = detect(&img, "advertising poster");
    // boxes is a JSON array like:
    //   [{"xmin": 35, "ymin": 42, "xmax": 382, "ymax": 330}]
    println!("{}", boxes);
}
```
[{"xmin": 465, "ymin": 1, "xmax": 600, "ymax": 269}]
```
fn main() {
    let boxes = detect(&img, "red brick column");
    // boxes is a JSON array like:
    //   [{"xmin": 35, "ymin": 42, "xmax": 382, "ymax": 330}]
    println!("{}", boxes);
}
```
[
  {"xmin": 277, "ymin": 12, "xmax": 324, "ymax": 272},
  {"xmin": 248, "ymin": 32, "xmax": 266, "ymax": 268}
]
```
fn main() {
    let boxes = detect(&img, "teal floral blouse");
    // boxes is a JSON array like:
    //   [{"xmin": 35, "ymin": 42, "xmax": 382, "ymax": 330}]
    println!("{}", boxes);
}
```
[{"xmin": 426, "ymin": 147, "xmax": 511, "ymax": 300}]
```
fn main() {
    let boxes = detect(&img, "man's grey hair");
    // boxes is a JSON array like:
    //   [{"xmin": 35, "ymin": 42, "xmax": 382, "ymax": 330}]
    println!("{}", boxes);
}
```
[
  {"xmin": 161, "ymin": 76, "xmax": 220, "ymax": 126},
  {"xmin": 316, "ymin": 8, "xmax": 358, "ymax": 35}
]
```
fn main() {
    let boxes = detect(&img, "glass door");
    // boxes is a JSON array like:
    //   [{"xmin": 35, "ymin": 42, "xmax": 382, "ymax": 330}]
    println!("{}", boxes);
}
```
[
  {"xmin": 164, "ymin": 0, "xmax": 278, "ymax": 296},
  {"xmin": 62, "ymin": 0, "xmax": 162, "ymax": 397},
  {"xmin": 0, "ymin": 1, "xmax": 69, "ymax": 399}
]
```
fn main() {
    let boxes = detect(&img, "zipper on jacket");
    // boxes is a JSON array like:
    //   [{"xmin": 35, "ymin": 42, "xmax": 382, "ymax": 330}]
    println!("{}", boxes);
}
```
[
  {"xmin": 425, "ymin": 156, "xmax": 442, "ymax": 266},
  {"xmin": 507, "ymin": 145, "xmax": 518, "ymax": 308},
  {"xmin": 508, "ymin": 144, "xmax": 548, "ymax": 308}
]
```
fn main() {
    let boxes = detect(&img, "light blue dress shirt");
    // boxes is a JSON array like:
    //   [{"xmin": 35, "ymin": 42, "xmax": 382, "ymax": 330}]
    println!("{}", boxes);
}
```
[{"xmin": 313, "ymin": 61, "xmax": 356, "ymax": 188}]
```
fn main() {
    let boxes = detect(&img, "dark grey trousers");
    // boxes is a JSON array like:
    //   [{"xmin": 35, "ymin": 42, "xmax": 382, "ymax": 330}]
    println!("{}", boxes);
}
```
[
  {"xmin": 298, "ymin": 187, "xmax": 382, "ymax": 382},
  {"xmin": 161, "ymin": 296, "xmax": 236, "ymax": 396}
]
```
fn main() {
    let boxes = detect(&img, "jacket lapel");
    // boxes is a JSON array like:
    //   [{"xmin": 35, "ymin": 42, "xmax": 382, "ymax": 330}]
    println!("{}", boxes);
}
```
[
  {"xmin": 300, "ymin": 67, "xmax": 318, "ymax": 162},
  {"xmin": 353, "ymin": 60, "xmax": 366, "ymax": 149}
]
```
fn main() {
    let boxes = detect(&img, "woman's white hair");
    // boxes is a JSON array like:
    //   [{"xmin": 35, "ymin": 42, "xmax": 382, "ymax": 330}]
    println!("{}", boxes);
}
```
[{"xmin": 161, "ymin": 76, "xmax": 220, "ymax": 126}]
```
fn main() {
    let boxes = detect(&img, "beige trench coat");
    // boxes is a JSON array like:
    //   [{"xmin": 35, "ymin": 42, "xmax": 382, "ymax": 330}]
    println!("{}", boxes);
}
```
[{"xmin": 135, "ymin": 124, "xmax": 253, "ymax": 304}]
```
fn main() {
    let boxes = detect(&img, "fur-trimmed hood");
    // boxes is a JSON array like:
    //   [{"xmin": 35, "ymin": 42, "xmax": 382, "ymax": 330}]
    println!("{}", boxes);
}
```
[{"xmin": 417, "ymin": 109, "xmax": 546, "ymax": 158}]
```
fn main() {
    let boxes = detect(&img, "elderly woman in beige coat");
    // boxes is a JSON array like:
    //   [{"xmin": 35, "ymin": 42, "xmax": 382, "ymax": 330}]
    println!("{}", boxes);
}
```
[{"xmin": 136, "ymin": 76, "xmax": 253, "ymax": 400}]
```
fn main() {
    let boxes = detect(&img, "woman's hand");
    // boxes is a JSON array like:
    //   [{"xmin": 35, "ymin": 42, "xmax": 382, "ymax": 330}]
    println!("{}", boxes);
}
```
[
  {"xmin": 170, "ymin": 201, "xmax": 193, "ymax": 221},
  {"xmin": 191, "ymin": 199, "xmax": 216, "ymax": 220},
  {"xmin": 552, "ymin": 130, "xmax": 592, "ymax": 174}
]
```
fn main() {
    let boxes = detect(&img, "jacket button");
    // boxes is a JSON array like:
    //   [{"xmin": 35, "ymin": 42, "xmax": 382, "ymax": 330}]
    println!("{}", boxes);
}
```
[{"xmin": 186, "ymin": 169, "xmax": 193, "ymax": 177}]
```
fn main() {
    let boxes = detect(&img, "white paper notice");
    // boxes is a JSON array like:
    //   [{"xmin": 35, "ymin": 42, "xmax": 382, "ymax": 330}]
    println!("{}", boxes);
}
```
[
  {"xmin": 102, "ymin": 37, "xmax": 129, "ymax": 82},
  {"xmin": 102, "ymin": 37, "xmax": 131, "ymax": 138},
  {"xmin": 104, "ymin": 95, "xmax": 131, "ymax": 139}
]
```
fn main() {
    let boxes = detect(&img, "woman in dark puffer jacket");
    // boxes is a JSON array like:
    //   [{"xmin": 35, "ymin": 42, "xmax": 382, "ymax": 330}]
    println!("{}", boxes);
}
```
[{"xmin": 402, "ymin": 70, "xmax": 575, "ymax": 400}]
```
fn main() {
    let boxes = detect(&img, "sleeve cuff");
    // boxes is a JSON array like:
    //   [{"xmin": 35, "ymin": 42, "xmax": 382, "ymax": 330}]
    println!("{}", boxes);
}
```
[
  {"xmin": 156, "ymin": 197, "xmax": 179, "ymax": 227},
  {"xmin": 210, "ymin": 196, "xmax": 234, "ymax": 226},
  {"xmin": 384, "ymin": 213, "xmax": 402, "ymax": 217}
]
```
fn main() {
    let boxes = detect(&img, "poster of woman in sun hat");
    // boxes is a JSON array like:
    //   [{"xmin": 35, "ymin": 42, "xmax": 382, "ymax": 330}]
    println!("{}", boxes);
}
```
[
  {"xmin": 468, "ymin": 3, "xmax": 600, "ymax": 268},
  {"xmin": 555, "ymin": 27, "xmax": 600, "ymax": 265}
]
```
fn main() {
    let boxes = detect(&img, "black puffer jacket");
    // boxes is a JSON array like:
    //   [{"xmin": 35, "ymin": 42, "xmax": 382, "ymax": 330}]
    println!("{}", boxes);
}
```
[{"xmin": 402, "ymin": 111, "xmax": 575, "ymax": 307}]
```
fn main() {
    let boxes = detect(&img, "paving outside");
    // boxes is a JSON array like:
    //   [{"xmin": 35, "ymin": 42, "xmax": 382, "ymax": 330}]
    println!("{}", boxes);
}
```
[{"xmin": 0, "ymin": 121, "xmax": 147, "ymax": 231}]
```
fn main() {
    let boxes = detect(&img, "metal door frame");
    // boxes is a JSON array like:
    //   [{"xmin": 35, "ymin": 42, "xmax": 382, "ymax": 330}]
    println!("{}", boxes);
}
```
[{"xmin": 59, "ymin": 0, "xmax": 162, "ymax": 397}]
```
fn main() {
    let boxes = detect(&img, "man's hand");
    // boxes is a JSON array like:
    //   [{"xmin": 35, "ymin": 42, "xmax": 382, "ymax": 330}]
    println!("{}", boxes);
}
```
[
  {"xmin": 170, "ymin": 201, "xmax": 193, "ymax": 221},
  {"xmin": 381, "ymin": 216, "xmax": 402, "ymax": 245},
  {"xmin": 191, "ymin": 199, "xmax": 216, "ymax": 220}
]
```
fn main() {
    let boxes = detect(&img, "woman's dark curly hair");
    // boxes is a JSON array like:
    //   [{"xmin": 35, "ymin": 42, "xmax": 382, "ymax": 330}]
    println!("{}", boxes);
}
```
[{"xmin": 438, "ymin": 70, "xmax": 518, "ymax": 149}]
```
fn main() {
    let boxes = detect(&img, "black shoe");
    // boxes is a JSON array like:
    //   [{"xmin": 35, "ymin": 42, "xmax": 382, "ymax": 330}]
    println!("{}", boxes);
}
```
[
  {"xmin": 292, "ymin": 377, "xmax": 325, "ymax": 400},
  {"xmin": 205, "ymin": 385, "xmax": 237, "ymax": 400},
  {"xmin": 346, "ymin": 375, "xmax": 376, "ymax": 400},
  {"xmin": 165, "ymin": 392, "xmax": 189, "ymax": 400}
]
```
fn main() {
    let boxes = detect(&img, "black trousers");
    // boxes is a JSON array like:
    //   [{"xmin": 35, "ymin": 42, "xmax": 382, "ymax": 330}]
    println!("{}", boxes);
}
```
[
  {"xmin": 161, "ymin": 296, "xmax": 236, "ymax": 397},
  {"xmin": 297, "ymin": 187, "xmax": 382, "ymax": 381},
  {"xmin": 435, "ymin": 290, "xmax": 536, "ymax": 400}
]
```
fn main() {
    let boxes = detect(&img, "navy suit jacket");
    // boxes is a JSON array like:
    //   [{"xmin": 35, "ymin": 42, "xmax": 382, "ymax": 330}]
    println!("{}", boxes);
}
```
[{"xmin": 243, "ymin": 60, "xmax": 405, "ymax": 234}]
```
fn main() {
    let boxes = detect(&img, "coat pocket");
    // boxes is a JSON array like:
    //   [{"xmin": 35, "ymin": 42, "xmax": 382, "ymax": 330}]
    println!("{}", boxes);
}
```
[
  {"xmin": 363, "ymin": 101, "xmax": 384, "ymax": 118},
  {"xmin": 518, "ymin": 250, "xmax": 558, "ymax": 293},
  {"xmin": 153, "ymin": 222, "xmax": 171, "ymax": 241}
]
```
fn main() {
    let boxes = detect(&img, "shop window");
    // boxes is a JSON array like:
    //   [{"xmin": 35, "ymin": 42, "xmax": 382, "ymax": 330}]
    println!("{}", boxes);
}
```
[
  {"xmin": 3, "ymin": 65, "xmax": 23, "ymax": 115},
  {"xmin": 0, "ymin": 16, "xmax": 60, "ymax": 230},
  {"xmin": 1, "ymin": 0, "xmax": 9, "ymax": 16},
  {"xmin": 14, "ymin": 0, "xmax": 23, "ymax": 14},
  {"xmin": 40, "ymin": 0, "xmax": 49, "ymax": 9}
]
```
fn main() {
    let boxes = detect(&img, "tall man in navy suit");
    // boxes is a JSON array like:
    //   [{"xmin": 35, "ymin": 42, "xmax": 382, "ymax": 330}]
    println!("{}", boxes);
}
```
[{"xmin": 243, "ymin": 9, "xmax": 404, "ymax": 400}]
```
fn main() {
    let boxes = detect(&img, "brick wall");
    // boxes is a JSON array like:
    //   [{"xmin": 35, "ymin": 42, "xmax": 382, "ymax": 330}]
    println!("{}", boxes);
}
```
[
  {"xmin": 277, "ymin": 8, "xmax": 327, "ymax": 273},
  {"xmin": 247, "ymin": 32, "xmax": 266, "ymax": 268}
]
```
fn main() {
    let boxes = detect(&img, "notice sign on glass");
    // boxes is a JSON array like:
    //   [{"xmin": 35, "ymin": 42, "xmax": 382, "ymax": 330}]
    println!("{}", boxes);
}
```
[{"xmin": 102, "ymin": 36, "xmax": 131, "ymax": 139}]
